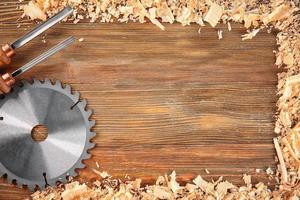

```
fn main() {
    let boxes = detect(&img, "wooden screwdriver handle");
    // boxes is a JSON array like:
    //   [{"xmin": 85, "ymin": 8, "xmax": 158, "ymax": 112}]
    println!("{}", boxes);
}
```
[
  {"xmin": 0, "ymin": 44, "xmax": 15, "ymax": 67},
  {"xmin": 2, "ymin": 73, "xmax": 15, "ymax": 87}
]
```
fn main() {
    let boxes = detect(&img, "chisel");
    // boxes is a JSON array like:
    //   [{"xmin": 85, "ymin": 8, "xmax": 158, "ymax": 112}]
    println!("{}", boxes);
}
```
[
  {"xmin": 0, "ymin": 6, "xmax": 73, "ymax": 67},
  {"xmin": 1, "ymin": 36, "xmax": 75, "ymax": 87}
]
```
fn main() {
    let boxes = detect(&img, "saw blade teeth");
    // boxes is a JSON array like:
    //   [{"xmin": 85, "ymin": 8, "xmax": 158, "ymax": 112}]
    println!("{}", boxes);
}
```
[
  {"xmin": 83, "ymin": 152, "xmax": 92, "ymax": 160},
  {"xmin": 89, "ymin": 132, "xmax": 96, "ymax": 138},
  {"xmin": 26, "ymin": 184, "xmax": 36, "ymax": 191},
  {"xmin": 89, "ymin": 120, "xmax": 96, "ymax": 129},
  {"xmin": 80, "ymin": 99, "xmax": 87, "ymax": 109},
  {"xmin": 0, "ymin": 171, "xmax": 4, "ymax": 177},
  {"xmin": 55, "ymin": 80, "xmax": 62, "ymax": 88},
  {"xmin": 87, "ymin": 142, "xmax": 96, "ymax": 149},
  {"xmin": 6, "ymin": 175, "xmax": 13, "ymax": 183},
  {"xmin": 86, "ymin": 110, "xmax": 93, "ymax": 119},
  {"xmin": 64, "ymin": 84, "xmax": 71, "ymax": 94},
  {"xmin": 77, "ymin": 99, "xmax": 87, "ymax": 111},
  {"xmin": 21, "ymin": 79, "xmax": 30, "ymax": 87},
  {"xmin": 85, "ymin": 153, "xmax": 92, "ymax": 160},
  {"xmin": 44, "ymin": 78, "xmax": 52, "ymax": 85},
  {"xmin": 33, "ymin": 78, "xmax": 40, "ymax": 84},
  {"xmin": 34, "ymin": 184, "xmax": 41, "ymax": 191},
  {"xmin": 72, "ymin": 91, "xmax": 80, "ymax": 102},
  {"xmin": 66, "ymin": 170, "xmax": 77, "ymax": 178},
  {"xmin": 76, "ymin": 162, "xmax": 85, "ymax": 169},
  {"xmin": 20, "ymin": 80, "xmax": 27, "ymax": 87}
]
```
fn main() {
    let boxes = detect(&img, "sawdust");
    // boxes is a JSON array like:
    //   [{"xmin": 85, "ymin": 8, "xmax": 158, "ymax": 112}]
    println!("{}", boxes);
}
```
[
  {"xmin": 22, "ymin": 0, "xmax": 300, "ymax": 199},
  {"xmin": 31, "ymin": 171, "xmax": 273, "ymax": 200}
]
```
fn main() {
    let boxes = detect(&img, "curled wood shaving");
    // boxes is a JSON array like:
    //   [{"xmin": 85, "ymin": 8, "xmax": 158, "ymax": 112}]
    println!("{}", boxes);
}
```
[
  {"xmin": 274, "ymin": 138, "xmax": 288, "ymax": 184},
  {"xmin": 61, "ymin": 182, "xmax": 93, "ymax": 200}
]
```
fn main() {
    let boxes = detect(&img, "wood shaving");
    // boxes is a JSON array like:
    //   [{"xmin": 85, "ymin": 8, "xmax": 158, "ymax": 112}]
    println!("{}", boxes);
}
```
[
  {"xmin": 241, "ymin": 29, "xmax": 260, "ymax": 41},
  {"xmin": 96, "ymin": 161, "xmax": 100, "ymax": 168},
  {"xmin": 274, "ymin": 138, "xmax": 288, "ymax": 184},
  {"xmin": 266, "ymin": 167, "xmax": 274, "ymax": 175},
  {"xmin": 22, "ymin": 1, "xmax": 46, "ymax": 21},
  {"xmin": 198, "ymin": 27, "xmax": 201, "ymax": 34},
  {"xmin": 204, "ymin": 3, "xmax": 223, "ymax": 27},
  {"xmin": 263, "ymin": 4, "xmax": 293, "ymax": 25},
  {"xmin": 78, "ymin": 37, "xmax": 84, "ymax": 42},
  {"xmin": 243, "ymin": 174, "xmax": 251, "ymax": 186},
  {"xmin": 227, "ymin": 22, "xmax": 231, "ymax": 31},
  {"xmin": 244, "ymin": 13, "xmax": 260, "ymax": 29},
  {"xmin": 31, "ymin": 172, "xmax": 273, "ymax": 199},
  {"xmin": 22, "ymin": 0, "xmax": 300, "ymax": 198},
  {"xmin": 217, "ymin": 30, "xmax": 223, "ymax": 40},
  {"xmin": 92, "ymin": 169, "xmax": 110, "ymax": 179},
  {"xmin": 205, "ymin": 168, "xmax": 210, "ymax": 174}
]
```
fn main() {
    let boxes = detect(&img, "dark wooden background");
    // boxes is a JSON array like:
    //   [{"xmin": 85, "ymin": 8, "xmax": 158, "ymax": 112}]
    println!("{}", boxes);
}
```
[{"xmin": 0, "ymin": 0, "xmax": 278, "ymax": 199}]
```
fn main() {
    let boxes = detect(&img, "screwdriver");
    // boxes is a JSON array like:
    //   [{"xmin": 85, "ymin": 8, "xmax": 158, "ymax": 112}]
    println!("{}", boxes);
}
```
[
  {"xmin": 0, "ymin": 6, "xmax": 73, "ymax": 67},
  {"xmin": 1, "ymin": 36, "xmax": 75, "ymax": 87}
]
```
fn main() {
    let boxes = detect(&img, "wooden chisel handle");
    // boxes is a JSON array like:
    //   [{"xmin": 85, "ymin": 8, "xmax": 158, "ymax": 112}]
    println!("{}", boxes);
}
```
[{"xmin": 0, "ymin": 44, "xmax": 15, "ymax": 67}]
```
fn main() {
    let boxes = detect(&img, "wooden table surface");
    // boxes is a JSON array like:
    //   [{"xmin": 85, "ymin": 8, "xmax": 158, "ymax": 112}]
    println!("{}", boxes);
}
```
[{"xmin": 0, "ymin": 1, "xmax": 278, "ymax": 199}]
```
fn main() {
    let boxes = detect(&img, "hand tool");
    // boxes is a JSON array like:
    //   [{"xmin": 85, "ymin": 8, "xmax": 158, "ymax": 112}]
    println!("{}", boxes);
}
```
[
  {"xmin": 1, "ymin": 36, "xmax": 75, "ymax": 88},
  {"xmin": 0, "ymin": 78, "xmax": 96, "ymax": 190},
  {"xmin": 0, "ymin": 6, "xmax": 73, "ymax": 67}
]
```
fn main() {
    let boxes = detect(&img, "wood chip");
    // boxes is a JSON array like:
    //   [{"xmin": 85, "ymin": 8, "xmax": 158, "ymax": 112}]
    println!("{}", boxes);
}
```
[
  {"xmin": 227, "ymin": 22, "xmax": 231, "ymax": 31},
  {"xmin": 241, "ymin": 29, "xmax": 260, "ymax": 41},
  {"xmin": 217, "ymin": 30, "xmax": 223, "ymax": 40},
  {"xmin": 204, "ymin": 3, "xmax": 223, "ymax": 27},
  {"xmin": 96, "ymin": 161, "xmax": 100, "ymax": 168},
  {"xmin": 92, "ymin": 169, "xmax": 110, "ymax": 178}
]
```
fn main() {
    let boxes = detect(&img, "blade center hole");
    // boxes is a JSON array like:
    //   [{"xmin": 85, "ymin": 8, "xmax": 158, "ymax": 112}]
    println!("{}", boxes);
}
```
[{"xmin": 31, "ymin": 125, "xmax": 48, "ymax": 142}]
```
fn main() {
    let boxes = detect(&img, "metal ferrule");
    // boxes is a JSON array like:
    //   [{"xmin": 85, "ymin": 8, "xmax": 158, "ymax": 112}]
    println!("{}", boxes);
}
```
[
  {"xmin": 2, "ymin": 44, "xmax": 15, "ymax": 58},
  {"xmin": 2, "ymin": 73, "xmax": 15, "ymax": 87}
]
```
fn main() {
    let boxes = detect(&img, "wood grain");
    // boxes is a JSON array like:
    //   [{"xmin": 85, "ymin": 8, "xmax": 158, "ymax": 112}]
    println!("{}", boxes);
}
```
[{"xmin": 0, "ymin": 1, "xmax": 278, "ymax": 199}]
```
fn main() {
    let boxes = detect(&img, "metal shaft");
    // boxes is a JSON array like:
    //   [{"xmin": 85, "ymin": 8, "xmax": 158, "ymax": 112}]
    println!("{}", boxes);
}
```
[
  {"xmin": 12, "ymin": 36, "xmax": 75, "ymax": 77},
  {"xmin": 11, "ymin": 6, "xmax": 73, "ymax": 49}
]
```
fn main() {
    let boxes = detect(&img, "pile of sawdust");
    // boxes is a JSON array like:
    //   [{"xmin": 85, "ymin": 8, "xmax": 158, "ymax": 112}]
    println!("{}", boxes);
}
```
[
  {"xmin": 21, "ymin": 0, "xmax": 300, "ymax": 199},
  {"xmin": 32, "ymin": 171, "xmax": 273, "ymax": 200}
]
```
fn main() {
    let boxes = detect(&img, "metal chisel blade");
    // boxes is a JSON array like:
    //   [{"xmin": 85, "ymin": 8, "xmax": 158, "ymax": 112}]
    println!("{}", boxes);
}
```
[
  {"xmin": 12, "ymin": 36, "xmax": 75, "ymax": 77},
  {"xmin": 11, "ymin": 6, "xmax": 73, "ymax": 49}
]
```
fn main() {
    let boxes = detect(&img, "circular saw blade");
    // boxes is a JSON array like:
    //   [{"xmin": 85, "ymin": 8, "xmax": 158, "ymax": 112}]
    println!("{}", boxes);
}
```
[{"xmin": 0, "ymin": 79, "xmax": 95, "ymax": 190}]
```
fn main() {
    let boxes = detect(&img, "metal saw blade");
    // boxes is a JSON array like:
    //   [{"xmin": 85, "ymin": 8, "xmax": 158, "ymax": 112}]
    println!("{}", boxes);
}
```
[{"xmin": 0, "ymin": 79, "xmax": 96, "ymax": 190}]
